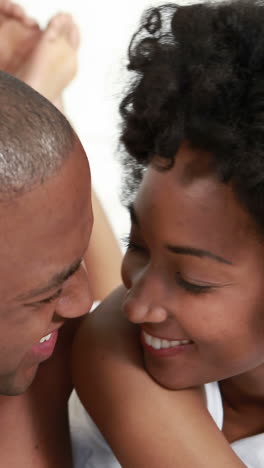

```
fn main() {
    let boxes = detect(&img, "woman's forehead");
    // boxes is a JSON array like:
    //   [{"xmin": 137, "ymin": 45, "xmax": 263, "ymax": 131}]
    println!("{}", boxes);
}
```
[
  {"xmin": 135, "ymin": 148, "xmax": 262, "ymax": 266},
  {"xmin": 142, "ymin": 145, "xmax": 222, "ymax": 206}
]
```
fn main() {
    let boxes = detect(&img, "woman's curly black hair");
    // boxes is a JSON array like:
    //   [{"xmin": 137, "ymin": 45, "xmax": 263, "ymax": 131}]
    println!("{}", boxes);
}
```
[{"xmin": 120, "ymin": 0, "xmax": 264, "ymax": 231}]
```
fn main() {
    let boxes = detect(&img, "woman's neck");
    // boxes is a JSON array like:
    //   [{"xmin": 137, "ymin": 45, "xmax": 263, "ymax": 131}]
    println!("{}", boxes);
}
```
[
  {"xmin": 219, "ymin": 365, "xmax": 264, "ymax": 442},
  {"xmin": 220, "ymin": 365, "xmax": 264, "ymax": 405}
]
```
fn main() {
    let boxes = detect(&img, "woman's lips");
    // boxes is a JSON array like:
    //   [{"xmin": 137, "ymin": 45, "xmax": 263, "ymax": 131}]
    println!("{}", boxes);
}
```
[{"xmin": 141, "ymin": 329, "xmax": 194, "ymax": 357}]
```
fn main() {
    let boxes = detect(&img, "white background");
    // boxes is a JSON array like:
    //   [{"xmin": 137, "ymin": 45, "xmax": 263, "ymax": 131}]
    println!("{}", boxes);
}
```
[{"xmin": 18, "ymin": 0, "xmax": 206, "ymax": 243}]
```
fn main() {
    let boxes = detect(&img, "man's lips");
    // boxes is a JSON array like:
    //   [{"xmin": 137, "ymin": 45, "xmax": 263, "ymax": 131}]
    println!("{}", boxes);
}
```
[{"xmin": 30, "ymin": 329, "xmax": 59, "ymax": 361}]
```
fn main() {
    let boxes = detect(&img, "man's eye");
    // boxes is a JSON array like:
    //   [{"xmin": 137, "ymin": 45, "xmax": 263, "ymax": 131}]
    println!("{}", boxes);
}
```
[
  {"xmin": 40, "ymin": 288, "xmax": 63, "ymax": 304},
  {"xmin": 31, "ymin": 288, "xmax": 63, "ymax": 307}
]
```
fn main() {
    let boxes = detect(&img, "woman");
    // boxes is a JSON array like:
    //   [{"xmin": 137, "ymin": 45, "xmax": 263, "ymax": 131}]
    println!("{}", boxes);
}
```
[{"xmin": 72, "ymin": 1, "xmax": 264, "ymax": 466}]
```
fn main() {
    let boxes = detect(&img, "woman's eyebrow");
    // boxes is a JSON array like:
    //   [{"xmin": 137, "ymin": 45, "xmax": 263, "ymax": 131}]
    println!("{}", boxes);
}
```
[
  {"xmin": 166, "ymin": 245, "xmax": 233, "ymax": 265},
  {"xmin": 128, "ymin": 204, "xmax": 232, "ymax": 265}
]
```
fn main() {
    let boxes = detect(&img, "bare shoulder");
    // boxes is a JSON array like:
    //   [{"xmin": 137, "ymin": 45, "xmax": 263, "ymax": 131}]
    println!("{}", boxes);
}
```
[
  {"xmin": 72, "ymin": 285, "xmax": 143, "ymax": 392},
  {"xmin": 73, "ymin": 285, "xmax": 132, "ymax": 338},
  {"xmin": 72, "ymin": 285, "xmax": 205, "ymax": 419},
  {"xmin": 72, "ymin": 289, "xmax": 238, "ymax": 468}
]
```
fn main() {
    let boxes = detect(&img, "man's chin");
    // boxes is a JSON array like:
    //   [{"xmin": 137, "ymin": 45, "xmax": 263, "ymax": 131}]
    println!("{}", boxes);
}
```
[{"xmin": 0, "ymin": 363, "xmax": 39, "ymax": 396}]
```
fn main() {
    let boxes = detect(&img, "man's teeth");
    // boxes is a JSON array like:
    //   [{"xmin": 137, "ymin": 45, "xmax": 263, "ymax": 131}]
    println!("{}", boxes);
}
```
[
  {"xmin": 39, "ymin": 333, "xmax": 52, "ymax": 344},
  {"xmin": 143, "ymin": 331, "xmax": 191, "ymax": 350}
]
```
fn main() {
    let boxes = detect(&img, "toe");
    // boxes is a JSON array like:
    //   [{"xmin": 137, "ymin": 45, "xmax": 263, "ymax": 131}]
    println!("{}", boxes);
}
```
[
  {"xmin": 4, "ymin": 1, "xmax": 38, "ymax": 26},
  {"xmin": 46, "ymin": 12, "xmax": 76, "ymax": 43},
  {"xmin": 9, "ymin": 3, "xmax": 25, "ymax": 19},
  {"xmin": 48, "ymin": 12, "xmax": 69, "ymax": 30},
  {"xmin": 68, "ymin": 19, "xmax": 80, "ymax": 50},
  {"xmin": 0, "ymin": 0, "xmax": 10, "ymax": 14}
]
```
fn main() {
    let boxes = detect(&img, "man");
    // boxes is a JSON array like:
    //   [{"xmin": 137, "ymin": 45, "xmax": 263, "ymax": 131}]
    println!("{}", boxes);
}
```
[{"xmin": 0, "ymin": 70, "xmax": 93, "ymax": 466}]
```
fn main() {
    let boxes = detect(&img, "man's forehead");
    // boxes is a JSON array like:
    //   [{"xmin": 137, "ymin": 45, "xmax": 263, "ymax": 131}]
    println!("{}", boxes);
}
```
[
  {"xmin": 0, "ymin": 141, "xmax": 92, "ymax": 302},
  {"xmin": 0, "ymin": 141, "xmax": 90, "ymax": 209}
]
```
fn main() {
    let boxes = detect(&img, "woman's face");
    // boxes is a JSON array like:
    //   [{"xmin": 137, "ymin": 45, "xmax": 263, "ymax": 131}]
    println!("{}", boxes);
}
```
[{"xmin": 121, "ymin": 143, "xmax": 264, "ymax": 390}]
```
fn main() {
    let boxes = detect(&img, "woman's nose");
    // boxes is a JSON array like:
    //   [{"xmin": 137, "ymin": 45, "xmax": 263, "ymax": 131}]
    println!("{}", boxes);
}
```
[{"xmin": 122, "ymin": 269, "xmax": 168, "ymax": 324}]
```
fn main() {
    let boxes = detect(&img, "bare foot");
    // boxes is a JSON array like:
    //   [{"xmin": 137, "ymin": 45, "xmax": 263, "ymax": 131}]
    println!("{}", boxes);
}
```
[
  {"xmin": 0, "ymin": 0, "xmax": 40, "ymax": 73},
  {"xmin": 17, "ymin": 13, "xmax": 80, "ymax": 104},
  {"xmin": 0, "ymin": 0, "xmax": 37, "ymax": 26}
]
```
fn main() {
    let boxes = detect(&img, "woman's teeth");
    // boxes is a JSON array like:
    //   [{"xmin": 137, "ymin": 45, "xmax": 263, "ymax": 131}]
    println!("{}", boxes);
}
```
[
  {"xmin": 143, "ymin": 331, "xmax": 191, "ymax": 350},
  {"xmin": 39, "ymin": 333, "xmax": 52, "ymax": 344}
]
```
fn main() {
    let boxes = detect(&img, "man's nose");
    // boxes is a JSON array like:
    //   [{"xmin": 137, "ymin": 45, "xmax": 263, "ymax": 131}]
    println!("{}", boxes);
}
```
[
  {"xmin": 56, "ymin": 266, "xmax": 93, "ymax": 319},
  {"xmin": 122, "ymin": 267, "xmax": 168, "ymax": 324}
]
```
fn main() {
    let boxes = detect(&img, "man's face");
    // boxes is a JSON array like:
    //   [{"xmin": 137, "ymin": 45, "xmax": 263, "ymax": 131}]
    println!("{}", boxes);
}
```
[{"xmin": 0, "ymin": 138, "xmax": 93, "ymax": 395}]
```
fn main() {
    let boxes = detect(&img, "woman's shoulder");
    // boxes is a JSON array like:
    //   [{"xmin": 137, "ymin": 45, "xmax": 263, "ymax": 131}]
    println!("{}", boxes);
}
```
[
  {"xmin": 71, "ymin": 285, "xmax": 141, "ymax": 395},
  {"xmin": 72, "ymin": 285, "xmax": 139, "ymax": 362}
]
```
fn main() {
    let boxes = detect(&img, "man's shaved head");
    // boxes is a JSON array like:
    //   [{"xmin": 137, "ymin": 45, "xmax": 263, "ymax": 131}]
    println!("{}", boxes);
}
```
[
  {"xmin": 0, "ymin": 70, "xmax": 75, "ymax": 199},
  {"xmin": 0, "ymin": 70, "xmax": 92, "ymax": 395}
]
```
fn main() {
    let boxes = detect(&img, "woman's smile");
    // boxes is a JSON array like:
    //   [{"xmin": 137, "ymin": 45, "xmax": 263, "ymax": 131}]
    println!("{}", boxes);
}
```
[
  {"xmin": 141, "ymin": 329, "xmax": 194, "ymax": 357},
  {"xmin": 121, "ymin": 144, "xmax": 264, "ymax": 390}
]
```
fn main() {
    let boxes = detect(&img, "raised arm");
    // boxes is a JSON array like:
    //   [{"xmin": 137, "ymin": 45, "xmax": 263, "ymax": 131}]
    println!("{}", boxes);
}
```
[
  {"xmin": 72, "ymin": 286, "xmax": 245, "ymax": 468},
  {"xmin": 83, "ymin": 190, "xmax": 122, "ymax": 301}
]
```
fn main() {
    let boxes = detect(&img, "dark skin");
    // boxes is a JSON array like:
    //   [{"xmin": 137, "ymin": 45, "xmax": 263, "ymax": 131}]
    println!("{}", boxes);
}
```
[
  {"xmin": 73, "ymin": 142, "xmax": 264, "ymax": 467},
  {"xmin": 73, "ymin": 287, "xmax": 245, "ymax": 468},
  {"xmin": 122, "ymin": 144, "xmax": 264, "ymax": 441},
  {"xmin": 221, "ymin": 372, "xmax": 264, "ymax": 442},
  {"xmin": 0, "ymin": 138, "xmax": 93, "ymax": 467},
  {"xmin": 0, "ymin": 319, "xmax": 79, "ymax": 467},
  {"xmin": 0, "ymin": 5, "xmax": 121, "ymax": 465}
]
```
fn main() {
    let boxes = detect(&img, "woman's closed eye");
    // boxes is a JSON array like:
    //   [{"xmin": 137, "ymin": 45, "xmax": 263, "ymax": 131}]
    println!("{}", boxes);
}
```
[
  {"xmin": 121, "ymin": 234, "xmax": 147, "ymax": 253},
  {"xmin": 122, "ymin": 234, "xmax": 227, "ymax": 296},
  {"xmin": 176, "ymin": 273, "xmax": 214, "ymax": 295}
]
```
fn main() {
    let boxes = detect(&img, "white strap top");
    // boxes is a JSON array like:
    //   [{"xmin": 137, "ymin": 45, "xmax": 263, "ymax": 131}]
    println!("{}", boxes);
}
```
[{"xmin": 70, "ymin": 383, "xmax": 264, "ymax": 467}]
